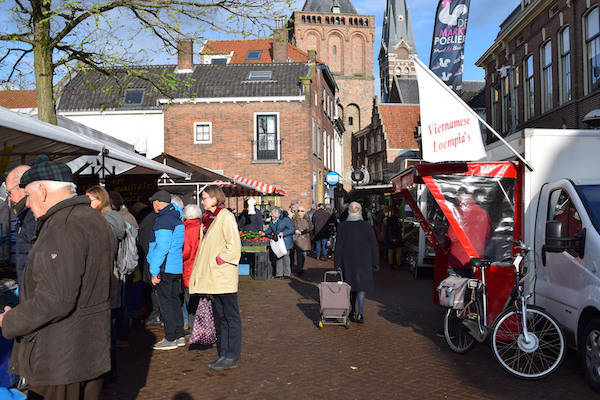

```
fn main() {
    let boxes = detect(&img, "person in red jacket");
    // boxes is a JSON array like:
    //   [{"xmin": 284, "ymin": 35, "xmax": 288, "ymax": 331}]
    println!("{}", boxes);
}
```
[
  {"xmin": 446, "ymin": 189, "xmax": 490, "ymax": 276},
  {"xmin": 182, "ymin": 204, "xmax": 203, "ymax": 332}
]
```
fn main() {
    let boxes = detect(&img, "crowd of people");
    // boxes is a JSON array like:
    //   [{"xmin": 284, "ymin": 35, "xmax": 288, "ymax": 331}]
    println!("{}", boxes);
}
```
[{"xmin": 0, "ymin": 154, "xmax": 409, "ymax": 400}]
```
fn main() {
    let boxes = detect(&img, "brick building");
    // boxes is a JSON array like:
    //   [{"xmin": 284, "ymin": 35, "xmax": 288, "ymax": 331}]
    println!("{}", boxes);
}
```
[
  {"xmin": 291, "ymin": 0, "xmax": 375, "ymax": 184},
  {"xmin": 476, "ymin": 0, "xmax": 600, "ymax": 139},
  {"xmin": 58, "ymin": 40, "xmax": 342, "ymax": 206},
  {"xmin": 352, "ymin": 101, "xmax": 419, "ymax": 184}
]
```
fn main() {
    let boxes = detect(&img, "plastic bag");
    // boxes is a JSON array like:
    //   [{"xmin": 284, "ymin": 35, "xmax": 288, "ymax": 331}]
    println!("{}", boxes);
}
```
[{"xmin": 270, "ymin": 236, "xmax": 288, "ymax": 258}]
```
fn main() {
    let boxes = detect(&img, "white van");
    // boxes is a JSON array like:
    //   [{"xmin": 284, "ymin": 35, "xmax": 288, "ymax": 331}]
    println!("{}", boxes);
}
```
[{"xmin": 486, "ymin": 128, "xmax": 600, "ymax": 391}]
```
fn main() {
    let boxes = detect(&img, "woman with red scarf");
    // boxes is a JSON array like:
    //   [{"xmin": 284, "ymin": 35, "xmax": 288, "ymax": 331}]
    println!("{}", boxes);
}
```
[{"xmin": 189, "ymin": 186, "xmax": 242, "ymax": 371}]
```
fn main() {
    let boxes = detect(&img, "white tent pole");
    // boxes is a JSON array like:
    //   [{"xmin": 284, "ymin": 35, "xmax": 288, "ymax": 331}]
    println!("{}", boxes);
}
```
[{"xmin": 413, "ymin": 57, "xmax": 533, "ymax": 171}]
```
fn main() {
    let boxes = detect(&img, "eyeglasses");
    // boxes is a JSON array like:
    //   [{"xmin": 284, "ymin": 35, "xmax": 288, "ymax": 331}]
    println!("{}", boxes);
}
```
[
  {"xmin": 298, "ymin": 210, "xmax": 305, "ymax": 213},
  {"xmin": 6, "ymin": 183, "xmax": 19, "ymax": 199}
]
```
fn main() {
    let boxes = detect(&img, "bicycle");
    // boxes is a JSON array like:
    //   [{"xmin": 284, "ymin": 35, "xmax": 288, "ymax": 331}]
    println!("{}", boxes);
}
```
[{"xmin": 443, "ymin": 239, "xmax": 566, "ymax": 379}]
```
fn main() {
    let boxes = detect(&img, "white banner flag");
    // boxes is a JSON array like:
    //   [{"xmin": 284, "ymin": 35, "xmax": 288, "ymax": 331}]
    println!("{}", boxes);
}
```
[{"xmin": 414, "ymin": 57, "xmax": 486, "ymax": 162}]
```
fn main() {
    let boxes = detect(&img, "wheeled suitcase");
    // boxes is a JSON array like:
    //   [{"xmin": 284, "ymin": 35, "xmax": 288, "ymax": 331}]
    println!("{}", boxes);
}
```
[{"xmin": 317, "ymin": 270, "xmax": 351, "ymax": 328}]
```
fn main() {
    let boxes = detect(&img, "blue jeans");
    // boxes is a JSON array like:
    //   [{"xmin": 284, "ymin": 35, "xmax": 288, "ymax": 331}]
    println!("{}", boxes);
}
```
[
  {"xmin": 350, "ymin": 291, "xmax": 366, "ymax": 314},
  {"xmin": 212, "ymin": 293, "xmax": 242, "ymax": 360},
  {"xmin": 315, "ymin": 237, "xmax": 329, "ymax": 258}
]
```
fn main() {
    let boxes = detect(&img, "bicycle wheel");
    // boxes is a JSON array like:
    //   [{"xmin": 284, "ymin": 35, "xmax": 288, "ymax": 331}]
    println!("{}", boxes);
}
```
[
  {"xmin": 444, "ymin": 304, "xmax": 477, "ymax": 354},
  {"xmin": 491, "ymin": 305, "xmax": 565, "ymax": 379}
]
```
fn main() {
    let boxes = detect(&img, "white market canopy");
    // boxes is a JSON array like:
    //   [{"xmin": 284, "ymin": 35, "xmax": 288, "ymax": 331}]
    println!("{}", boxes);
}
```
[{"xmin": 0, "ymin": 106, "xmax": 188, "ymax": 178}]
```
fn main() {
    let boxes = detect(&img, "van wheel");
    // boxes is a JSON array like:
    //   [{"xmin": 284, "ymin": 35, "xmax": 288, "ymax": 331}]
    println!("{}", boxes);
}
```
[{"xmin": 583, "ymin": 319, "xmax": 600, "ymax": 392}]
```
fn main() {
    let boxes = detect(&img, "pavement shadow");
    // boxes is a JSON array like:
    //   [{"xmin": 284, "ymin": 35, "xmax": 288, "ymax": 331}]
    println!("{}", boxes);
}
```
[
  {"xmin": 173, "ymin": 392, "xmax": 194, "ymax": 400},
  {"xmin": 101, "ymin": 325, "xmax": 156, "ymax": 399},
  {"xmin": 288, "ymin": 267, "xmax": 331, "ymax": 326}
]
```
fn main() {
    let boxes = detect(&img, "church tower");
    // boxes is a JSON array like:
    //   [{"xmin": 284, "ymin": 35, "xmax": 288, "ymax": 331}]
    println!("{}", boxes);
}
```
[
  {"xmin": 379, "ymin": 0, "xmax": 417, "ymax": 102},
  {"xmin": 292, "ymin": 0, "xmax": 375, "ymax": 179}
]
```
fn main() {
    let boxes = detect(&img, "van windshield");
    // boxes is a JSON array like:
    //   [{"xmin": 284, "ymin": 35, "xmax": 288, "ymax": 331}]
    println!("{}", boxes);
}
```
[{"xmin": 577, "ymin": 185, "xmax": 600, "ymax": 230}]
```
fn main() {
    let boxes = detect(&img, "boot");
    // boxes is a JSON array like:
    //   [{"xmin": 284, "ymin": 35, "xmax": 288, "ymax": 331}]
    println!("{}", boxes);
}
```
[{"xmin": 355, "ymin": 314, "xmax": 364, "ymax": 324}]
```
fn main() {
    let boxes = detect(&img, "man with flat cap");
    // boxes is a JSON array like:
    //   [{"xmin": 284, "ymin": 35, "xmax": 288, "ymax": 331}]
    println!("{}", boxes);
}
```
[
  {"xmin": 147, "ymin": 190, "xmax": 185, "ymax": 350},
  {"xmin": 0, "ymin": 157, "xmax": 114, "ymax": 400}
]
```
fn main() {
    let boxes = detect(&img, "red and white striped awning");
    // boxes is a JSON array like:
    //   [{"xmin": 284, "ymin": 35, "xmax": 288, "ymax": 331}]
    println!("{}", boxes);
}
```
[
  {"xmin": 232, "ymin": 175, "xmax": 287, "ymax": 196},
  {"xmin": 212, "ymin": 176, "xmax": 287, "ymax": 197}
]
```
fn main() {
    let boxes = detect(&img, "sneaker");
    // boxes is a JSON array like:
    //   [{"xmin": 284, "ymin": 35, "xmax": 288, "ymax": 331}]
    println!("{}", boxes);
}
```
[
  {"xmin": 209, "ymin": 358, "xmax": 237, "ymax": 371},
  {"xmin": 207, "ymin": 357, "xmax": 225, "ymax": 368},
  {"xmin": 153, "ymin": 338, "xmax": 178, "ymax": 350},
  {"xmin": 355, "ymin": 314, "xmax": 364, "ymax": 324},
  {"xmin": 176, "ymin": 337, "xmax": 186, "ymax": 347}
]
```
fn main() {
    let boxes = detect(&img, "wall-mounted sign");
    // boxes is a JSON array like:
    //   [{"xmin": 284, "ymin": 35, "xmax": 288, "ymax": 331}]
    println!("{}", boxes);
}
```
[{"xmin": 326, "ymin": 172, "xmax": 341, "ymax": 185}]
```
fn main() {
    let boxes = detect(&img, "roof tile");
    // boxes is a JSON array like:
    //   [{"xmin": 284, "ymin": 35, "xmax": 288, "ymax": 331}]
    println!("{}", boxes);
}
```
[
  {"xmin": 0, "ymin": 90, "xmax": 37, "ymax": 109},
  {"xmin": 201, "ymin": 39, "xmax": 311, "ymax": 64},
  {"xmin": 378, "ymin": 104, "xmax": 419, "ymax": 149}
]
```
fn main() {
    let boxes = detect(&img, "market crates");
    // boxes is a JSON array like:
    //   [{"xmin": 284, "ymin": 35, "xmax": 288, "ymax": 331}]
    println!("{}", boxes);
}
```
[
  {"xmin": 252, "ymin": 252, "xmax": 270, "ymax": 280},
  {"xmin": 239, "ymin": 264, "xmax": 250, "ymax": 275}
]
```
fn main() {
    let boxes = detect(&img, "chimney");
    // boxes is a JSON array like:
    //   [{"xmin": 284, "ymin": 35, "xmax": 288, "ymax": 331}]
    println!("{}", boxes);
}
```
[
  {"xmin": 177, "ymin": 39, "xmax": 194, "ymax": 72},
  {"xmin": 273, "ymin": 19, "xmax": 289, "ymax": 63}
]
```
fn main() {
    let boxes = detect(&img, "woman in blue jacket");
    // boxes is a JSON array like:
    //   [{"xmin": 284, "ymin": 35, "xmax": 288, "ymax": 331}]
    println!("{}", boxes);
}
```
[{"xmin": 261, "ymin": 207, "xmax": 295, "ymax": 279}]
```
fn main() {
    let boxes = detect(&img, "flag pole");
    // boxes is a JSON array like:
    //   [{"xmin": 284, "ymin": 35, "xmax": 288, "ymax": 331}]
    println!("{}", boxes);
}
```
[{"xmin": 413, "ymin": 57, "xmax": 534, "ymax": 171}]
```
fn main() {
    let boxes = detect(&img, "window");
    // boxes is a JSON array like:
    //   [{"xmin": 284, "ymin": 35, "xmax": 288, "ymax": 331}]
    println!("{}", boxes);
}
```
[
  {"xmin": 317, "ymin": 126, "xmax": 321, "ymax": 157},
  {"xmin": 247, "ymin": 71, "xmax": 273, "ymax": 80},
  {"xmin": 312, "ymin": 118, "xmax": 317, "ymax": 154},
  {"xmin": 541, "ymin": 41, "xmax": 553, "ymax": 112},
  {"xmin": 245, "ymin": 49, "xmax": 263, "ymax": 61},
  {"xmin": 255, "ymin": 114, "xmax": 278, "ymax": 160},
  {"xmin": 559, "ymin": 27, "xmax": 571, "ymax": 104},
  {"xmin": 502, "ymin": 74, "xmax": 512, "ymax": 133},
  {"xmin": 193, "ymin": 122, "xmax": 212, "ymax": 144},
  {"xmin": 211, "ymin": 58, "xmax": 227, "ymax": 64},
  {"xmin": 491, "ymin": 87, "xmax": 499, "ymax": 131},
  {"xmin": 333, "ymin": 45, "xmax": 337, "ymax": 55},
  {"xmin": 524, "ymin": 55, "xmax": 535, "ymax": 120},
  {"xmin": 586, "ymin": 8, "xmax": 600, "ymax": 93},
  {"xmin": 548, "ymin": 189, "xmax": 583, "ymax": 257},
  {"xmin": 123, "ymin": 89, "xmax": 144, "ymax": 105},
  {"xmin": 348, "ymin": 116, "xmax": 354, "ymax": 126}
]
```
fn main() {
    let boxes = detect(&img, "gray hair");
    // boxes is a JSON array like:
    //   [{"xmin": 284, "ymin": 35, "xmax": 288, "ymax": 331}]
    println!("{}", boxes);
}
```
[
  {"xmin": 40, "ymin": 181, "xmax": 77, "ymax": 195},
  {"xmin": 170, "ymin": 195, "xmax": 184, "ymax": 209},
  {"xmin": 348, "ymin": 201, "xmax": 362, "ymax": 214},
  {"xmin": 270, "ymin": 206, "xmax": 281, "ymax": 216},
  {"xmin": 183, "ymin": 204, "xmax": 202, "ymax": 221}
]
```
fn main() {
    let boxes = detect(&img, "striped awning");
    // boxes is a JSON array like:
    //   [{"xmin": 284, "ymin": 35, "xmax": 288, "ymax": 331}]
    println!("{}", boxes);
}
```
[{"xmin": 232, "ymin": 175, "xmax": 287, "ymax": 196}]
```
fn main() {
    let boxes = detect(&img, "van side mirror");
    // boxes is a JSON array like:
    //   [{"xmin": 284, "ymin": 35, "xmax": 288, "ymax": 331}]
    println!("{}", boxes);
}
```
[
  {"xmin": 545, "ymin": 220, "xmax": 586, "ymax": 257},
  {"xmin": 545, "ymin": 220, "xmax": 566, "ymax": 252}
]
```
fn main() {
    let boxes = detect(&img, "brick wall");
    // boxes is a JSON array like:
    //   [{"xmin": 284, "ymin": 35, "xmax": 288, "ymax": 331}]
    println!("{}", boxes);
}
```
[
  {"xmin": 164, "ymin": 69, "xmax": 336, "ymax": 208},
  {"xmin": 481, "ymin": 0, "xmax": 600, "ymax": 136}
]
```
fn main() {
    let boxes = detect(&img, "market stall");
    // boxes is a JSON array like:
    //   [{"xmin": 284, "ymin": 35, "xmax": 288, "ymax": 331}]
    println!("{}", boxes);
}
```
[{"xmin": 391, "ymin": 162, "xmax": 522, "ymax": 319}]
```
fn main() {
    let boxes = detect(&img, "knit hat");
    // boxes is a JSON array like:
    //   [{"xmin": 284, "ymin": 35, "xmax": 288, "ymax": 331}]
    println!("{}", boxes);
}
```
[{"xmin": 19, "ymin": 155, "xmax": 73, "ymax": 188}]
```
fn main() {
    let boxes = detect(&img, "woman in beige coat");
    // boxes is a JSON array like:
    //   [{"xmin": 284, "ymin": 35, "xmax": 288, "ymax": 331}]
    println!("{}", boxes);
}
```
[{"xmin": 189, "ymin": 186, "xmax": 241, "ymax": 371}]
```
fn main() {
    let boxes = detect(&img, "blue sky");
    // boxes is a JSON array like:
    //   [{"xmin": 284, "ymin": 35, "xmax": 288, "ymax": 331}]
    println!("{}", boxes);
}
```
[
  {"xmin": 1, "ymin": 0, "xmax": 521, "ymax": 92},
  {"xmin": 346, "ymin": 0, "xmax": 522, "ymax": 94}
]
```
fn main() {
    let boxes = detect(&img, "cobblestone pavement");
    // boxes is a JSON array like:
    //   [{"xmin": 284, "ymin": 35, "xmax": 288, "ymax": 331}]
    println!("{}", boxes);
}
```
[{"xmin": 102, "ymin": 257, "xmax": 596, "ymax": 400}]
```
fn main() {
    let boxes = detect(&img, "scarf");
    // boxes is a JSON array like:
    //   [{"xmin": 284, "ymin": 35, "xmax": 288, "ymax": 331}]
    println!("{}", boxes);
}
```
[
  {"xmin": 346, "ymin": 212, "xmax": 363, "ymax": 222},
  {"xmin": 202, "ymin": 204, "xmax": 225, "ymax": 234}
]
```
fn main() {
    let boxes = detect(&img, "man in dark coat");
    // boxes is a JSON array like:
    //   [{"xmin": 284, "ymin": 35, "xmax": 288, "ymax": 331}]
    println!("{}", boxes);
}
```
[
  {"xmin": 5, "ymin": 165, "xmax": 36, "ymax": 286},
  {"xmin": 0, "ymin": 158, "xmax": 114, "ymax": 399},
  {"xmin": 334, "ymin": 201, "xmax": 379, "ymax": 323},
  {"xmin": 312, "ymin": 203, "xmax": 332, "ymax": 260}
]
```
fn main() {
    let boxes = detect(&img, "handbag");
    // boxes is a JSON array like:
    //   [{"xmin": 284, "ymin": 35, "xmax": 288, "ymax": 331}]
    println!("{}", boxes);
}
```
[
  {"xmin": 269, "ymin": 236, "xmax": 288, "ymax": 258},
  {"xmin": 190, "ymin": 298, "xmax": 217, "ymax": 345}
]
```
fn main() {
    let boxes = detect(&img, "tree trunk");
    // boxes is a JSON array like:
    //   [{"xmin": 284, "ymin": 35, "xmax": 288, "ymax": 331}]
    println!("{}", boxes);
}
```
[{"xmin": 32, "ymin": 0, "xmax": 57, "ymax": 125}]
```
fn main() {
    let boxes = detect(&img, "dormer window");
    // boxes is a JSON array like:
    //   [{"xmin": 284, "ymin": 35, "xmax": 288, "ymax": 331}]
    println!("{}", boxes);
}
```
[
  {"xmin": 245, "ymin": 49, "xmax": 263, "ymax": 61},
  {"xmin": 123, "ymin": 89, "xmax": 144, "ymax": 105},
  {"xmin": 331, "ymin": 0, "xmax": 341, "ymax": 13},
  {"xmin": 211, "ymin": 58, "xmax": 227, "ymax": 64}
]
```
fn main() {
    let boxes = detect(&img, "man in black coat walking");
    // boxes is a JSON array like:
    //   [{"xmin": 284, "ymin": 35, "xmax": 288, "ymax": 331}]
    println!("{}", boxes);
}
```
[{"xmin": 334, "ymin": 202, "xmax": 379, "ymax": 323}]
